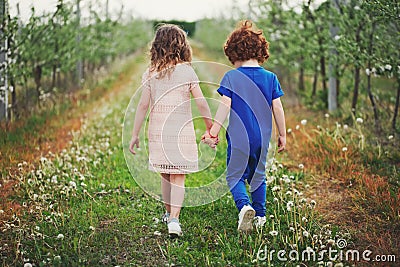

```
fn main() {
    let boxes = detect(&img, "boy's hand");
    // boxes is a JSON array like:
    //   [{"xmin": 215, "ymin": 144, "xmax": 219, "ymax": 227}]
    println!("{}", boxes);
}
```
[
  {"xmin": 129, "ymin": 135, "xmax": 140, "ymax": 155},
  {"xmin": 277, "ymin": 135, "xmax": 286, "ymax": 153}
]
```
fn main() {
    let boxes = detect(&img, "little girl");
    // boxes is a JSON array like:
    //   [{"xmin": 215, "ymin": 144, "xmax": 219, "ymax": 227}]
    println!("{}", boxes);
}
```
[
  {"xmin": 129, "ymin": 24, "xmax": 212, "ymax": 237},
  {"xmin": 203, "ymin": 20, "xmax": 286, "ymax": 232}
]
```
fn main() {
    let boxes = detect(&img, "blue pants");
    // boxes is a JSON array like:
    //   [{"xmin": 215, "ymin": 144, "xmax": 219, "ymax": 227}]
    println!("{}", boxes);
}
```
[{"xmin": 226, "ymin": 144, "xmax": 267, "ymax": 217}]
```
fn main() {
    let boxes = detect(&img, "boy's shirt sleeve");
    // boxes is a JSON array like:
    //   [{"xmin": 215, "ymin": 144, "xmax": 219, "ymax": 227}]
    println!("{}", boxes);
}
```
[
  {"xmin": 217, "ymin": 73, "xmax": 233, "ymax": 98},
  {"xmin": 272, "ymin": 74, "xmax": 284, "ymax": 100}
]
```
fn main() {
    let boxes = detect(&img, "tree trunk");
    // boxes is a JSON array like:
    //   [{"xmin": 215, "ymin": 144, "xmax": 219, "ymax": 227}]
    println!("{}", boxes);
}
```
[
  {"xmin": 320, "ymin": 56, "xmax": 327, "ymax": 92},
  {"xmin": 298, "ymin": 55, "xmax": 305, "ymax": 91},
  {"xmin": 312, "ymin": 63, "xmax": 318, "ymax": 97},
  {"xmin": 351, "ymin": 66, "xmax": 360, "ymax": 113},
  {"xmin": 393, "ymin": 78, "xmax": 400, "ymax": 129}
]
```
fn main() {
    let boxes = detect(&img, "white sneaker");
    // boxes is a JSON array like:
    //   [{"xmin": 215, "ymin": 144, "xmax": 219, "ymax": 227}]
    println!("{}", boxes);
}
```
[
  {"xmin": 168, "ymin": 218, "xmax": 182, "ymax": 237},
  {"xmin": 254, "ymin": 216, "xmax": 266, "ymax": 229},
  {"xmin": 238, "ymin": 205, "xmax": 256, "ymax": 232}
]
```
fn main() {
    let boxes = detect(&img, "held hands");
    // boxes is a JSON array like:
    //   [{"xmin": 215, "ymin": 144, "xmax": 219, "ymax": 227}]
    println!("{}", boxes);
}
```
[{"xmin": 201, "ymin": 130, "xmax": 219, "ymax": 149}]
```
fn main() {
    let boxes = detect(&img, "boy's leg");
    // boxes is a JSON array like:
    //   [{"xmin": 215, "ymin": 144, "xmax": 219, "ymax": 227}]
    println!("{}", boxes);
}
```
[
  {"xmin": 249, "ymin": 149, "xmax": 267, "ymax": 217},
  {"xmin": 250, "ymin": 180, "xmax": 266, "ymax": 217},
  {"xmin": 226, "ymin": 147, "xmax": 251, "ymax": 211},
  {"xmin": 169, "ymin": 174, "xmax": 185, "ymax": 219},
  {"xmin": 161, "ymin": 173, "xmax": 171, "ymax": 213}
]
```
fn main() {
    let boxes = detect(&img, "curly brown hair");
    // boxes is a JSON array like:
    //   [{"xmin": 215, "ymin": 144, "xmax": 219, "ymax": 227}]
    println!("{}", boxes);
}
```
[
  {"xmin": 224, "ymin": 20, "xmax": 269, "ymax": 65},
  {"xmin": 150, "ymin": 24, "xmax": 192, "ymax": 77}
]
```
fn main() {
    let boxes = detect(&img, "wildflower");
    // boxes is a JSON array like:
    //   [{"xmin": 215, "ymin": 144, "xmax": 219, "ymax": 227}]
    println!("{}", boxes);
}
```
[
  {"xmin": 56, "ymin": 234, "xmax": 64, "ymax": 240},
  {"xmin": 324, "ymin": 113, "xmax": 330, "ymax": 118},
  {"xmin": 287, "ymin": 128, "xmax": 292, "ymax": 133},
  {"xmin": 303, "ymin": 230, "xmax": 310, "ymax": 237},
  {"xmin": 302, "ymin": 217, "xmax": 308, "ymax": 223},
  {"xmin": 343, "ymin": 124, "xmax": 349, "ymax": 130},
  {"xmin": 342, "ymin": 147, "xmax": 348, "ymax": 152},
  {"xmin": 356, "ymin": 118, "xmax": 363, "ymax": 123},
  {"xmin": 334, "ymin": 35, "xmax": 341, "ymax": 41},
  {"xmin": 295, "ymin": 125, "xmax": 300, "ymax": 130},
  {"xmin": 269, "ymin": 230, "xmax": 279, "ymax": 236},
  {"xmin": 89, "ymin": 226, "xmax": 95, "ymax": 231},
  {"xmin": 100, "ymin": 183, "xmax": 106, "ymax": 188},
  {"xmin": 298, "ymin": 163, "xmax": 304, "ymax": 169},
  {"xmin": 301, "ymin": 119, "xmax": 307, "ymax": 125},
  {"xmin": 54, "ymin": 255, "xmax": 61, "ymax": 262},
  {"xmin": 154, "ymin": 231, "xmax": 162, "ymax": 236},
  {"xmin": 272, "ymin": 185, "xmax": 280, "ymax": 192},
  {"xmin": 69, "ymin": 181, "xmax": 76, "ymax": 188},
  {"xmin": 269, "ymin": 215, "xmax": 275, "ymax": 219},
  {"xmin": 388, "ymin": 135, "xmax": 394, "ymax": 140},
  {"xmin": 287, "ymin": 201, "xmax": 294, "ymax": 211},
  {"xmin": 385, "ymin": 64, "xmax": 392, "ymax": 71},
  {"xmin": 354, "ymin": 5, "xmax": 360, "ymax": 10}
]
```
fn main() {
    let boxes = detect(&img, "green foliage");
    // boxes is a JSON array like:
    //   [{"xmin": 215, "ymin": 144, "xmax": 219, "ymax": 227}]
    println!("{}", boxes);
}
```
[{"xmin": 3, "ymin": 1, "xmax": 152, "ymax": 118}]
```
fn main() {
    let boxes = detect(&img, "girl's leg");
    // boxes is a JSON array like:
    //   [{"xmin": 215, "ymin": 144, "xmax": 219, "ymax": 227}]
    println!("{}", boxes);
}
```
[
  {"xmin": 161, "ymin": 173, "xmax": 171, "ymax": 213},
  {"xmin": 169, "ymin": 174, "xmax": 185, "ymax": 219}
]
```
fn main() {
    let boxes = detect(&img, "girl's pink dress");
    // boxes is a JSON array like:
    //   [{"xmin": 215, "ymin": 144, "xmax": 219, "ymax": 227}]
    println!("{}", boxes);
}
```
[{"xmin": 143, "ymin": 63, "xmax": 199, "ymax": 174}]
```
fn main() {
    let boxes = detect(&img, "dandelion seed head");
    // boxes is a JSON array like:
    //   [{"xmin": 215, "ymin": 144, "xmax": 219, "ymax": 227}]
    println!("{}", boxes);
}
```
[
  {"xmin": 287, "ymin": 128, "xmax": 292, "ymax": 133},
  {"xmin": 295, "ymin": 125, "xmax": 300, "ymax": 130},
  {"xmin": 298, "ymin": 163, "xmax": 304, "ymax": 169},
  {"xmin": 301, "ymin": 119, "xmax": 307, "ymax": 125},
  {"xmin": 356, "ymin": 118, "xmax": 363, "ymax": 123},
  {"xmin": 342, "ymin": 147, "xmax": 348, "ymax": 152},
  {"xmin": 343, "ymin": 124, "xmax": 349, "ymax": 130},
  {"xmin": 269, "ymin": 230, "xmax": 279, "ymax": 236},
  {"xmin": 56, "ymin": 234, "xmax": 64, "ymax": 240}
]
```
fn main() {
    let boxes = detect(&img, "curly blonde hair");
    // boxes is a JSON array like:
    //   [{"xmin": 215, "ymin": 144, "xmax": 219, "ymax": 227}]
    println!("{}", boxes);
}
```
[
  {"xmin": 224, "ymin": 20, "xmax": 269, "ymax": 65},
  {"xmin": 150, "ymin": 24, "xmax": 192, "ymax": 78}
]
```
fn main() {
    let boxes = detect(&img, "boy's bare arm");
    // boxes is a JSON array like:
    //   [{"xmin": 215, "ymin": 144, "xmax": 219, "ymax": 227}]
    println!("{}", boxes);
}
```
[
  {"xmin": 272, "ymin": 98, "xmax": 286, "ymax": 153},
  {"xmin": 209, "ymin": 95, "xmax": 231, "ymax": 137}
]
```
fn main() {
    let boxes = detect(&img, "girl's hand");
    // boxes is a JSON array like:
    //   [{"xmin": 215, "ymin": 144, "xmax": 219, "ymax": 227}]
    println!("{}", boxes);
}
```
[
  {"xmin": 129, "ymin": 136, "xmax": 140, "ymax": 155},
  {"xmin": 201, "ymin": 131, "xmax": 219, "ymax": 149},
  {"xmin": 277, "ymin": 135, "xmax": 286, "ymax": 153}
]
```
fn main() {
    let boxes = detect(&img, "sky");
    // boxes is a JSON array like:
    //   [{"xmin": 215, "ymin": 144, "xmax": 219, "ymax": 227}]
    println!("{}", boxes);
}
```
[{"xmin": 9, "ymin": 0, "xmax": 325, "ymax": 22}]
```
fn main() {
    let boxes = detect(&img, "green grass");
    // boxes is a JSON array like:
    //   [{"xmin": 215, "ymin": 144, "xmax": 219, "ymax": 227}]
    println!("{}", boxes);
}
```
[{"xmin": 1, "ymin": 50, "xmax": 348, "ymax": 267}]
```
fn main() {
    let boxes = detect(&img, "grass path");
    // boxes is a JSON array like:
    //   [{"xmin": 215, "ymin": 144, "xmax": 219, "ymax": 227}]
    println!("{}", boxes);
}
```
[{"xmin": 2, "ymin": 45, "xmax": 394, "ymax": 266}]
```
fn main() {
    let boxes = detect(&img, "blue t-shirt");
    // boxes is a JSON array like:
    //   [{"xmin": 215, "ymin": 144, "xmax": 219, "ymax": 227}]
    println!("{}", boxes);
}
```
[{"xmin": 217, "ymin": 66, "xmax": 284, "ymax": 152}]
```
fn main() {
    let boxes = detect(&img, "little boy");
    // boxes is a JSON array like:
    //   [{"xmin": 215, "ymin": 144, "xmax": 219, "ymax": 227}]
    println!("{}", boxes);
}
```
[{"xmin": 202, "ymin": 20, "xmax": 286, "ymax": 232}]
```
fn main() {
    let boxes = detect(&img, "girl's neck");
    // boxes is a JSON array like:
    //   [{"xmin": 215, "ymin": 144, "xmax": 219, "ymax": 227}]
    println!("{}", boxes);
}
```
[{"xmin": 234, "ymin": 59, "xmax": 260, "ymax": 68}]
